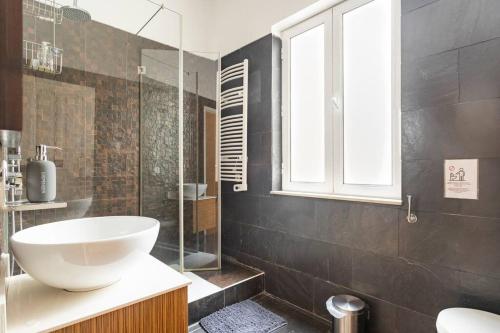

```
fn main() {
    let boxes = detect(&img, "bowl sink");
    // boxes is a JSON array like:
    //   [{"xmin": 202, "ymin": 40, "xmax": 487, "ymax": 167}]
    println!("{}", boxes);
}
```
[
  {"xmin": 10, "ymin": 216, "xmax": 159, "ymax": 291},
  {"xmin": 183, "ymin": 183, "xmax": 208, "ymax": 199}
]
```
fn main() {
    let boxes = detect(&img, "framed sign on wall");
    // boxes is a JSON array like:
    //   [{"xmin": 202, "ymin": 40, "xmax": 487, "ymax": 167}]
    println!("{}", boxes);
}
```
[{"xmin": 444, "ymin": 159, "xmax": 479, "ymax": 200}]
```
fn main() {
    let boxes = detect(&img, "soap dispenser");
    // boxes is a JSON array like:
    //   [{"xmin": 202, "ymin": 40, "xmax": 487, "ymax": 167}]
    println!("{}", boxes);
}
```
[{"xmin": 27, "ymin": 145, "xmax": 62, "ymax": 203}]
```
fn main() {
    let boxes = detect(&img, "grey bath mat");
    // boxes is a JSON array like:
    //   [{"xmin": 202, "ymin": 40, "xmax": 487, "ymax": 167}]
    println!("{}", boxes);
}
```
[{"xmin": 199, "ymin": 300, "xmax": 287, "ymax": 333}]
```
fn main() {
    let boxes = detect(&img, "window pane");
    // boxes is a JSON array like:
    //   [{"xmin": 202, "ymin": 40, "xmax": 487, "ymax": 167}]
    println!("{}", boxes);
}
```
[
  {"xmin": 343, "ymin": 0, "xmax": 392, "ymax": 185},
  {"xmin": 290, "ymin": 24, "xmax": 325, "ymax": 183}
]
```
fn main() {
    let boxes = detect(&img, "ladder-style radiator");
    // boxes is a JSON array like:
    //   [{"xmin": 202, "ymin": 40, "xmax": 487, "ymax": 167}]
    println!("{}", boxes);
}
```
[{"xmin": 217, "ymin": 59, "xmax": 248, "ymax": 192}]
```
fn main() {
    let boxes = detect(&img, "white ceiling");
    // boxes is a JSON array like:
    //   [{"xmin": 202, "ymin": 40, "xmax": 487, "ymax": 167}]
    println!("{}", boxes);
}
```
[
  {"xmin": 59, "ymin": 0, "xmax": 319, "ymax": 58},
  {"xmin": 58, "ymin": 0, "xmax": 183, "ymax": 48}
]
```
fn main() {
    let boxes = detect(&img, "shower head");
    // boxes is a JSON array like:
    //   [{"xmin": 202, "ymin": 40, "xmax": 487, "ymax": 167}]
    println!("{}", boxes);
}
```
[{"xmin": 62, "ymin": 0, "xmax": 91, "ymax": 22}]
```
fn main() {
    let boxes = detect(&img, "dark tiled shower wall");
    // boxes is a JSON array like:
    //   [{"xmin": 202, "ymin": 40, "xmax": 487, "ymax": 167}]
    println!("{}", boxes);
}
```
[
  {"xmin": 141, "ymin": 77, "xmax": 215, "ymax": 223},
  {"xmin": 20, "ymin": 16, "xmax": 215, "ymax": 226},
  {"xmin": 21, "ymin": 66, "xmax": 141, "ymax": 225},
  {"xmin": 221, "ymin": 1, "xmax": 500, "ymax": 332}
]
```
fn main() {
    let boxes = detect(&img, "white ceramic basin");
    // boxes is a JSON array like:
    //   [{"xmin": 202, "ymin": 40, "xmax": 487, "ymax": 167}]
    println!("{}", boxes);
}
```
[
  {"xmin": 10, "ymin": 216, "xmax": 159, "ymax": 291},
  {"xmin": 183, "ymin": 183, "xmax": 207, "ymax": 199}
]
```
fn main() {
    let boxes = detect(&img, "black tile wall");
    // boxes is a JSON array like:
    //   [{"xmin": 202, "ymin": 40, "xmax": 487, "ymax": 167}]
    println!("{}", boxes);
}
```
[
  {"xmin": 316, "ymin": 201, "xmax": 399, "ymax": 257},
  {"xmin": 265, "ymin": 263, "xmax": 315, "ymax": 312},
  {"xmin": 189, "ymin": 291, "xmax": 225, "ymax": 324},
  {"xmin": 402, "ymin": 100, "xmax": 500, "ymax": 160},
  {"xmin": 459, "ymin": 37, "xmax": 500, "ymax": 102},
  {"xmin": 260, "ymin": 195, "xmax": 317, "ymax": 238},
  {"xmin": 188, "ymin": 275, "xmax": 264, "ymax": 324},
  {"xmin": 402, "ymin": 49, "xmax": 459, "ymax": 112},
  {"xmin": 402, "ymin": 0, "xmax": 500, "ymax": 60},
  {"xmin": 401, "ymin": 0, "xmax": 439, "ymax": 14},
  {"xmin": 399, "ymin": 212, "xmax": 500, "ymax": 278},
  {"xmin": 222, "ymin": 3, "xmax": 500, "ymax": 333},
  {"xmin": 240, "ymin": 224, "xmax": 284, "ymax": 263}
]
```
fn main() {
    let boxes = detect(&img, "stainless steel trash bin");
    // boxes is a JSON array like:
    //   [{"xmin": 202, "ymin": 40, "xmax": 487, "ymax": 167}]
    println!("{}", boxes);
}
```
[{"xmin": 326, "ymin": 295, "xmax": 368, "ymax": 333}]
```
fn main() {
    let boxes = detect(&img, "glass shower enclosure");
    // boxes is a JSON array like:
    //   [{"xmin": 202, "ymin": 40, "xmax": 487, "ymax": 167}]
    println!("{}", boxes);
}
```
[
  {"xmin": 182, "ymin": 51, "xmax": 221, "ymax": 272},
  {"xmin": 5, "ymin": 2, "xmax": 220, "ymax": 331},
  {"xmin": 139, "ymin": 37, "xmax": 221, "ymax": 271},
  {"xmin": 14, "ymin": 0, "xmax": 219, "ymax": 286}
]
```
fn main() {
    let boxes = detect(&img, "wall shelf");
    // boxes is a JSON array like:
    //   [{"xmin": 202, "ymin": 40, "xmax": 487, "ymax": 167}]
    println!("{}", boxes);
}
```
[
  {"xmin": 5, "ymin": 201, "xmax": 67, "ymax": 212},
  {"xmin": 23, "ymin": 0, "xmax": 64, "ymax": 75},
  {"xmin": 23, "ymin": 0, "xmax": 63, "ymax": 24},
  {"xmin": 23, "ymin": 40, "xmax": 63, "ymax": 75}
]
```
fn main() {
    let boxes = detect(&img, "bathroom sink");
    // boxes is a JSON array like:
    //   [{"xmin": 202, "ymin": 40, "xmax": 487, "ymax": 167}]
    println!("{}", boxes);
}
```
[
  {"xmin": 184, "ymin": 183, "xmax": 208, "ymax": 199},
  {"xmin": 10, "ymin": 216, "xmax": 159, "ymax": 291}
]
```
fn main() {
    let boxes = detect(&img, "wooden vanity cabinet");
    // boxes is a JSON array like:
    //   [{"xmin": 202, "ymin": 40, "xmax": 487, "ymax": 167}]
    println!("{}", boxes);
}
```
[{"xmin": 53, "ymin": 287, "xmax": 188, "ymax": 333}]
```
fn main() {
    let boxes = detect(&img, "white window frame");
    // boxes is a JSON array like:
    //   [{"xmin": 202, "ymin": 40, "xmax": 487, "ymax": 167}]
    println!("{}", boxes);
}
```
[
  {"xmin": 282, "ymin": 9, "xmax": 333, "ymax": 193},
  {"xmin": 279, "ymin": 0, "xmax": 401, "ymax": 203}
]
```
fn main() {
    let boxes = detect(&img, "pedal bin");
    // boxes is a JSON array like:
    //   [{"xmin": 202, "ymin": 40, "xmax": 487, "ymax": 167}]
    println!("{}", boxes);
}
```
[{"xmin": 326, "ymin": 295, "xmax": 368, "ymax": 333}]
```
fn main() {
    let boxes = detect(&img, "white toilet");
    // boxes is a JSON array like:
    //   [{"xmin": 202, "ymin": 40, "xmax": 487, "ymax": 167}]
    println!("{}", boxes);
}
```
[{"xmin": 437, "ymin": 308, "xmax": 500, "ymax": 333}]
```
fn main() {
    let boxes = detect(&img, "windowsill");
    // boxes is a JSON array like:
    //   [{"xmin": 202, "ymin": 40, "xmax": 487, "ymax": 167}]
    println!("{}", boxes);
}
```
[{"xmin": 270, "ymin": 190, "xmax": 403, "ymax": 206}]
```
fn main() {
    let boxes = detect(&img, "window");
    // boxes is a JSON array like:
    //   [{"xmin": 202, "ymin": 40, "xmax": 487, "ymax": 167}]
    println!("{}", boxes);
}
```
[{"xmin": 280, "ymin": 0, "xmax": 401, "ymax": 202}]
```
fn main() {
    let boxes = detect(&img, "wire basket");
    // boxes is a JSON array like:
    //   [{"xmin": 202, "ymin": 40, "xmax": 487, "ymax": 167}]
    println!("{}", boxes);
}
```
[
  {"xmin": 23, "ymin": 0, "xmax": 63, "ymax": 24},
  {"xmin": 23, "ymin": 40, "xmax": 63, "ymax": 74}
]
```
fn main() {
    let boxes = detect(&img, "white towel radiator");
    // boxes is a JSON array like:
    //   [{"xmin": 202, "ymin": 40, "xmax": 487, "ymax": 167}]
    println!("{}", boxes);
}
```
[{"xmin": 216, "ymin": 59, "xmax": 248, "ymax": 192}]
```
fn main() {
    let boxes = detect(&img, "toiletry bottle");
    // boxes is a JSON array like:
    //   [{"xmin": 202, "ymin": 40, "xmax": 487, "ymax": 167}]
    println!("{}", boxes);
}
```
[
  {"xmin": 27, "ymin": 145, "xmax": 62, "ymax": 203},
  {"xmin": 38, "ymin": 42, "xmax": 51, "ymax": 72}
]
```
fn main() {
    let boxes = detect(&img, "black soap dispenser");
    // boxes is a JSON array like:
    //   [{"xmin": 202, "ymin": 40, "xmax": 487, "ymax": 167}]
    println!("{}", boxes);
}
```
[{"xmin": 26, "ymin": 145, "xmax": 62, "ymax": 202}]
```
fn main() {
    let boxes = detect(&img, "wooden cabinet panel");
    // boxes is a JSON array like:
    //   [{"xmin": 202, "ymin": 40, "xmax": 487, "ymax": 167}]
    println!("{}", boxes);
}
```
[
  {"xmin": 53, "ymin": 287, "xmax": 188, "ymax": 333},
  {"xmin": 192, "ymin": 198, "xmax": 217, "ymax": 233}
]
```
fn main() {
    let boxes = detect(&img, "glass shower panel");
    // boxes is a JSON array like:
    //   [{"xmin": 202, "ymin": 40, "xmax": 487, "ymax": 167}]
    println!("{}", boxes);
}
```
[
  {"xmin": 138, "ymin": 8, "xmax": 183, "ymax": 270},
  {"xmin": 140, "ymin": 47, "xmax": 182, "ymax": 268},
  {"xmin": 183, "ymin": 51, "xmax": 221, "ymax": 271}
]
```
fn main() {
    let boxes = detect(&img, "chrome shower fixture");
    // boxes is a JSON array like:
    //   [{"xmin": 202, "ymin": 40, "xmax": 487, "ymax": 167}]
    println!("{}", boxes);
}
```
[{"xmin": 62, "ymin": 0, "xmax": 91, "ymax": 22}]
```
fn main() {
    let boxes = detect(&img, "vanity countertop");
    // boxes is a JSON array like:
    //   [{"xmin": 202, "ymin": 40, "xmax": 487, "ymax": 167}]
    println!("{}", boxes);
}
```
[
  {"xmin": 6, "ymin": 254, "xmax": 191, "ymax": 333},
  {"xmin": 167, "ymin": 191, "xmax": 217, "ymax": 201}
]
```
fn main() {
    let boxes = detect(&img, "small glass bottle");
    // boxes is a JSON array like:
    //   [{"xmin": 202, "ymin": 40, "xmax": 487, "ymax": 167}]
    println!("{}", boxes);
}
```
[
  {"xmin": 52, "ymin": 48, "xmax": 61, "ymax": 73},
  {"xmin": 38, "ymin": 41, "xmax": 52, "ymax": 72}
]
